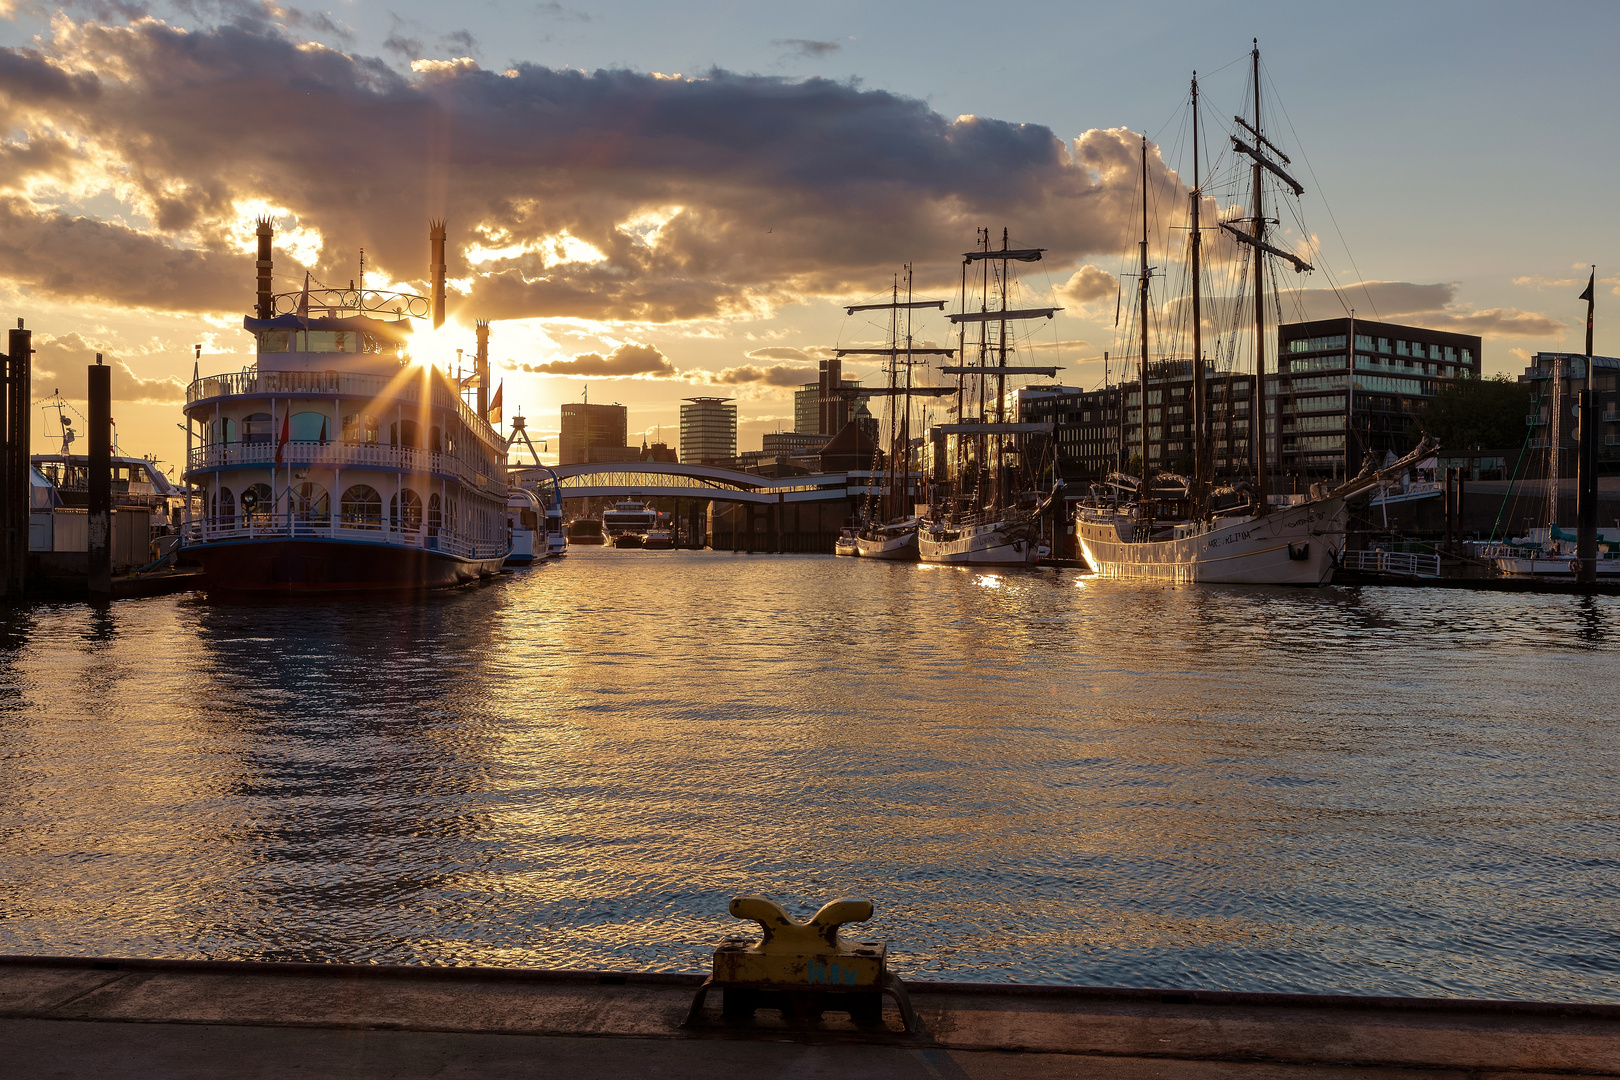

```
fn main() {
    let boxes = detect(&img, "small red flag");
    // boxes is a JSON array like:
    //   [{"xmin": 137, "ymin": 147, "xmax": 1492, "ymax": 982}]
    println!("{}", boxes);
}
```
[{"xmin": 275, "ymin": 409, "xmax": 291, "ymax": 466}]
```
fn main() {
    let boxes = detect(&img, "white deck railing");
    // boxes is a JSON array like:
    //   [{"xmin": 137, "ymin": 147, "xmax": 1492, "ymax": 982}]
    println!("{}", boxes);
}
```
[
  {"xmin": 1339, "ymin": 549, "xmax": 1442, "ymax": 578},
  {"xmin": 186, "ymin": 369, "xmax": 497, "ymax": 453},
  {"xmin": 182, "ymin": 516, "xmax": 506, "ymax": 561},
  {"xmin": 185, "ymin": 440, "xmax": 499, "ymax": 493}
]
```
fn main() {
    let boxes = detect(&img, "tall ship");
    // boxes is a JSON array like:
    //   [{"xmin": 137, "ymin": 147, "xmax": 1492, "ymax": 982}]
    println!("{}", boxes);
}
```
[
  {"xmin": 918, "ymin": 230, "xmax": 1061, "ymax": 566},
  {"xmin": 1074, "ymin": 44, "xmax": 1428, "ymax": 585},
  {"xmin": 846, "ymin": 266, "xmax": 956, "ymax": 560},
  {"xmin": 182, "ymin": 219, "xmax": 510, "ymax": 592}
]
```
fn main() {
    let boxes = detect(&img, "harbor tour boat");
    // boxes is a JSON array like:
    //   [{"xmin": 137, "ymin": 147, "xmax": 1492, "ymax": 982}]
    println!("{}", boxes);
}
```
[
  {"xmin": 918, "ymin": 228, "xmax": 1062, "ymax": 566},
  {"xmin": 182, "ymin": 219, "xmax": 510, "ymax": 593},
  {"xmin": 847, "ymin": 265, "xmax": 957, "ymax": 560},
  {"xmin": 1074, "ymin": 45, "xmax": 1417, "ymax": 585}
]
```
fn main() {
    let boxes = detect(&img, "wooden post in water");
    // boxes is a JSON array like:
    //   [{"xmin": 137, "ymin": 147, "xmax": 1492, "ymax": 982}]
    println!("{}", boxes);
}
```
[
  {"xmin": 1455, "ymin": 469, "xmax": 1467, "ymax": 549},
  {"xmin": 88, "ymin": 355, "xmax": 112, "ymax": 599},
  {"xmin": 3, "ymin": 320, "xmax": 31, "ymax": 598},
  {"xmin": 1576, "ymin": 389, "xmax": 1598, "ymax": 585},
  {"xmin": 1443, "ymin": 467, "xmax": 1455, "ymax": 555}
]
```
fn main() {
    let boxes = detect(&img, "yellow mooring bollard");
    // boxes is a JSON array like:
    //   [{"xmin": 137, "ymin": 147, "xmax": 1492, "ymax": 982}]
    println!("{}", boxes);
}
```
[{"xmin": 683, "ymin": 895, "xmax": 917, "ymax": 1031}]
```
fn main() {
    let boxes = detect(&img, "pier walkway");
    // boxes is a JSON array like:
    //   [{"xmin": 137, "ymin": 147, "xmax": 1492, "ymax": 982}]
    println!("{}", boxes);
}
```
[{"xmin": 4, "ymin": 956, "xmax": 1616, "ymax": 1078}]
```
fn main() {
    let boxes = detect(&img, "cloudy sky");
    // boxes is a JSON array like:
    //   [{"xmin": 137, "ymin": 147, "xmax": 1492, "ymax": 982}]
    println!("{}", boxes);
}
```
[{"xmin": 0, "ymin": 0, "xmax": 1614, "ymax": 469}]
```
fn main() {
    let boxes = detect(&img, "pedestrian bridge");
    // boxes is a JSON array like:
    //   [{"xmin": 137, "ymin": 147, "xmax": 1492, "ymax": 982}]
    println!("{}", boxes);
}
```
[{"xmin": 512, "ymin": 460, "xmax": 869, "ymax": 505}]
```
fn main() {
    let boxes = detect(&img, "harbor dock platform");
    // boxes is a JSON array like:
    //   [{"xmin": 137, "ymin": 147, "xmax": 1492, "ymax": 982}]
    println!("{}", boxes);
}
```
[{"xmin": 4, "ymin": 955, "xmax": 1616, "ymax": 1077}]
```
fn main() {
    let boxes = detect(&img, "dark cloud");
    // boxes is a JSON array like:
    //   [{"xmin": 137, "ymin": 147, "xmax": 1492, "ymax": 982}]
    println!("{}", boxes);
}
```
[
  {"xmin": 711, "ymin": 362, "xmax": 819, "ymax": 386},
  {"xmin": 518, "ymin": 342, "xmax": 674, "ymax": 377},
  {"xmin": 772, "ymin": 38, "xmax": 841, "ymax": 59},
  {"xmin": 0, "ymin": 18, "xmax": 1173, "ymax": 325},
  {"xmin": 439, "ymin": 29, "xmax": 478, "ymax": 56},
  {"xmin": 34, "ymin": 333, "xmax": 188, "ymax": 403},
  {"xmin": 0, "ymin": 197, "xmax": 242, "ymax": 311},
  {"xmin": 535, "ymin": 2, "xmax": 590, "ymax": 21}
]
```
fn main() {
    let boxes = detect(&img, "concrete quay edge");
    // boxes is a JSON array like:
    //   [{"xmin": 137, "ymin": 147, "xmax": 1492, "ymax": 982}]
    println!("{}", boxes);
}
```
[{"xmin": 3, "ymin": 953, "xmax": 1617, "ymax": 1075}]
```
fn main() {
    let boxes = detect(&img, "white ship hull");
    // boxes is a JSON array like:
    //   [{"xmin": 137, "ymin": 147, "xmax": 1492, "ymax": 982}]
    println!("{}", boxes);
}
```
[
  {"xmin": 855, "ymin": 529, "xmax": 918, "ymax": 561},
  {"xmin": 918, "ymin": 520, "xmax": 1038, "ymax": 567},
  {"xmin": 1076, "ymin": 497, "xmax": 1347, "ymax": 585}
]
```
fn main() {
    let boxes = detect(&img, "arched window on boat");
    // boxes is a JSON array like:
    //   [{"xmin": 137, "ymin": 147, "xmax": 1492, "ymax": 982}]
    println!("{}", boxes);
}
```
[
  {"xmin": 429, "ymin": 426, "xmax": 442, "ymax": 453},
  {"xmin": 214, "ymin": 486, "xmax": 235, "ymax": 529},
  {"xmin": 289, "ymin": 412, "xmax": 329, "ymax": 444},
  {"xmin": 239, "ymin": 482, "xmax": 273, "ymax": 523},
  {"xmin": 427, "ymin": 493, "xmax": 442, "ymax": 536},
  {"xmin": 340, "ymin": 485, "xmax": 382, "ymax": 530},
  {"xmin": 390, "ymin": 419, "xmax": 420, "ymax": 448},
  {"xmin": 293, "ymin": 482, "xmax": 329, "ymax": 524},
  {"xmin": 242, "ymin": 413, "xmax": 274, "ymax": 444},
  {"xmin": 211, "ymin": 417, "xmax": 236, "ymax": 445},
  {"xmin": 390, "ymin": 488, "xmax": 423, "ymax": 532}
]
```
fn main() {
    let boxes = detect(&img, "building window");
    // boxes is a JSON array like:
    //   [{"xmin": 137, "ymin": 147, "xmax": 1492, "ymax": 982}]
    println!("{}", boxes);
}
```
[
  {"xmin": 211, "ymin": 417, "xmax": 236, "ymax": 445},
  {"xmin": 390, "ymin": 489, "xmax": 423, "ymax": 532},
  {"xmin": 341, "ymin": 485, "xmax": 383, "ymax": 529},
  {"xmin": 343, "ymin": 413, "xmax": 379, "ymax": 444},
  {"xmin": 1396, "ymin": 340, "xmax": 1410, "ymax": 356},
  {"xmin": 214, "ymin": 486, "xmax": 235, "ymax": 527},
  {"xmin": 293, "ymin": 483, "xmax": 329, "ymax": 523},
  {"xmin": 390, "ymin": 419, "xmax": 420, "ymax": 448},
  {"xmin": 242, "ymin": 413, "xmax": 274, "ymax": 444},
  {"xmin": 290, "ymin": 412, "xmax": 329, "ymax": 443}
]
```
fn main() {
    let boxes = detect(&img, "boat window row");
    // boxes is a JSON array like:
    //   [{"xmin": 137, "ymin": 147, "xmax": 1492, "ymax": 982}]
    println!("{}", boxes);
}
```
[
  {"xmin": 256, "ymin": 330, "xmax": 398, "ymax": 355},
  {"xmin": 209, "ymin": 483, "xmax": 463, "ymax": 533},
  {"xmin": 204, "ymin": 412, "xmax": 497, "ymax": 470}
]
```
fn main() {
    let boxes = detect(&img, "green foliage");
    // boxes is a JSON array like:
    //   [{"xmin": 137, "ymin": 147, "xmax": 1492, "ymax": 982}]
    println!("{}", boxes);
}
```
[{"xmin": 1409, "ymin": 373, "xmax": 1533, "ymax": 452}]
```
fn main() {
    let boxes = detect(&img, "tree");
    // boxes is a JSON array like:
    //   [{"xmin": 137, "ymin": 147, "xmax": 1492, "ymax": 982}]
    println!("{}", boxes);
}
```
[{"xmin": 1409, "ymin": 373, "xmax": 1533, "ymax": 452}]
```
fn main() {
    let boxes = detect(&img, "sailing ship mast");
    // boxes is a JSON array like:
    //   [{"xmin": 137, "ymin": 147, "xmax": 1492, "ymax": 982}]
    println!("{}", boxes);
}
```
[
  {"xmin": 936, "ymin": 231, "xmax": 1060, "ymax": 514},
  {"xmin": 1190, "ymin": 72, "xmax": 1206, "ymax": 498},
  {"xmin": 838, "ymin": 273, "xmax": 955, "ymax": 528},
  {"xmin": 1137, "ymin": 136, "xmax": 1151, "ymax": 487},
  {"xmin": 1220, "ymin": 39, "xmax": 1312, "ymax": 515}
]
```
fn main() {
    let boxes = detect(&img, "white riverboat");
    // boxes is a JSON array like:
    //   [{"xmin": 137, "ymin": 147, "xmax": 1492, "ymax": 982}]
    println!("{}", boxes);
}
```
[
  {"xmin": 505, "ymin": 486, "xmax": 542, "ymax": 566},
  {"xmin": 182, "ymin": 220, "xmax": 510, "ymax": 593}
]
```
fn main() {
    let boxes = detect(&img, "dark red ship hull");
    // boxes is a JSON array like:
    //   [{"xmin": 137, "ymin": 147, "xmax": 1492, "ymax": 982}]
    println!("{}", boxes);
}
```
[{"xmin": 192, "ymin": 538, "xmax": 506, "ymax": 595}]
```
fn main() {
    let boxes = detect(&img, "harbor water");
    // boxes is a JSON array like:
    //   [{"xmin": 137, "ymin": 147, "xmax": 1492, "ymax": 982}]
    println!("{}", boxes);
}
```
[{"xmin": 1, "ymin": 550, "xmax": 1617, "ymax": 1002}]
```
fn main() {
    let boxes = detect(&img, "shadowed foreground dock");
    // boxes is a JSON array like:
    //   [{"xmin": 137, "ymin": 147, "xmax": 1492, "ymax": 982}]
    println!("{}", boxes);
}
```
[{"xmin": 3, "ymin": 956, "xmax": 1617, "ymax": 1078}]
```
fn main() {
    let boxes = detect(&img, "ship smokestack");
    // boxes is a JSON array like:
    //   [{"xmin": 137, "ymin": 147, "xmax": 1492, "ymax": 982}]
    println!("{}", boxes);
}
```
[
  {"xmin": 475, "ymin": 319, "xmax": 490, "ymax": 417},
  {"xmin": 429, "ymin": 220, "xmax": 447, "ymax": 329},
  {"xmin": 255, "ymin": 218, "xmax": 274, "ymax": 319}
]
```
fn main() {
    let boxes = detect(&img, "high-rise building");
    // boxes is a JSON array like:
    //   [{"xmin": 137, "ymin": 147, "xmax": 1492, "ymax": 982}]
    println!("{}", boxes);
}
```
[
  {"xmin": 559, "ymin": 402, "xmax": 628, "ymax": 465},
  {"xmin": 680, "ymin": 397, "xmax": 737, "ymax": 466},
  {"xmin": 794, "ymin": 380, "xmax": 875, "ymax": 435}
]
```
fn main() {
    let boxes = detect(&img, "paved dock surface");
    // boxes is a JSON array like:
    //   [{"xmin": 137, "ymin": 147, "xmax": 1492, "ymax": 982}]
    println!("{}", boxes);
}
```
[{"xmin": 4, "ymin": 956, "xmax": 1617, "ymax": 1078}]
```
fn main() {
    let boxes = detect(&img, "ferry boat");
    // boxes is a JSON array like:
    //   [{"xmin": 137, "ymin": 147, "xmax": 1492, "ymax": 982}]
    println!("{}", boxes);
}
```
[
  {"xmin": 505, "ymin": 486, "xmax": 542, "ymax": 565},
  {"xmin": 642, "ymin": 527, "xmax": 675, "ymax": 550},
  {"xmin": 602, "ymin": 499, "xmax": 658, "ymax": 539},
  {"xmin": 182, "ymin": 221, "xmax": 510, "ymax": 593}
]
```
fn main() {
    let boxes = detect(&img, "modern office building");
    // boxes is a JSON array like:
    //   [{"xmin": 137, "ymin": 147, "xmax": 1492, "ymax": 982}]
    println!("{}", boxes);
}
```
[
  {"xmin": 1520, "ymin": 352, "xmax": 1620, "ymax": 475},
  {"xmin": 680, "ymin": 397, "xmax": 738, "ymax": 466},
  {"xmin": 1275, "ymin": 318, "xmax": 1482, "ymax": 477},
  {"xmin": 1018, "ymin": 365, "xmax": 1258, "ymax": 480},
  {"xmin": 559, "ymin": 402, "xmax": 628, "ymax": 466},
  {"xmin": 794, "ymin": 380, "xmax": 876, "ymax": 435}
]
